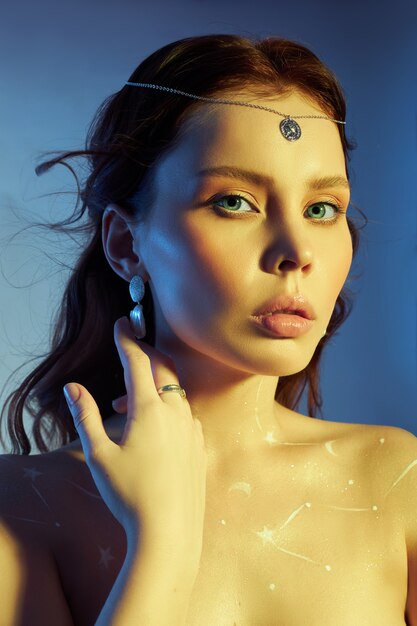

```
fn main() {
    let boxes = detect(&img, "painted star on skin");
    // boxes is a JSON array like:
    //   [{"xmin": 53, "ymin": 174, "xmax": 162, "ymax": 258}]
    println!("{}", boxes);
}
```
[
  {"xmin": 255, "ymin": 526, "xmax": 276, "ymax": 546},
  {"xmin": 23, "ymin": 467, "xmax": 43, "ymax": 481},
  {"xmin": 98, "ymin": 546, "xmax": 115, "ymax": 568},
  {"xmin": 264, "ymin": 431, "xmax": 278, "ymax": 445}
]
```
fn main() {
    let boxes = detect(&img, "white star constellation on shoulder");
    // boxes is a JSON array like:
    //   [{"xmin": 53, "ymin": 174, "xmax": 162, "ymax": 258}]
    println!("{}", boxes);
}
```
[
  {"xmin": 215, "ymin": 434, "xmax": 415, "ymax": 579},
  {"xmin": 1, "ymin": 433, "xmax": 415, "ymax": 584},
  {"xmin": 0, "ymin": 462, "xmax": 105, "ymax": 529}
]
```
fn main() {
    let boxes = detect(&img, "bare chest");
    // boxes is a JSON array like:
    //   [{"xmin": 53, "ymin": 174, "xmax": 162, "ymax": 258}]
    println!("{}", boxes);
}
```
[
  {"xmin": 47, "ymin": 447, "xmax": 408, "ymax": 626},
  {"xmin": 185, "ymin": 461, "xmax": 408, "ymax": 626}
]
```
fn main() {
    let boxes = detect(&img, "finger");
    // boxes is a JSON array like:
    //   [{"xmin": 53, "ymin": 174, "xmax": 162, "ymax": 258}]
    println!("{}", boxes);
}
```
[
  {"xmin": 114, "ymin": 317, "xmax": 182, "ymax": 412},
  {"xmin": 125, "ymin": 327, "xmax": 186, "ymax": 408},
  {"xmin": 114, "ymin": 317, "xmax": 161, "ymax": 411},
  {"xmin": 63, "ymin": 383, "xmax": 109, "ymax": 459},
  {"xmin": 154, "ymin": 385, "xmax": 187, "ymax": 408},
  {"xmin": 112, "ymin": 394, "xmax": 128, "ymax": 413},
  {"xmin": 135, "ymin": 340, "xmax": 179, "ymax": 384}
]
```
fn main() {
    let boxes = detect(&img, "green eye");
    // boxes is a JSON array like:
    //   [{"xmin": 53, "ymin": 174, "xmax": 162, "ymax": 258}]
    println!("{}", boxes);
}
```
[
  {"xmin": 211, "ymin": 194, "xmax": 346, "ymax": 226},
  {"xmin": 212, "ymin": 194, "xmax": 253, "ymax": 213},
  {"xmin": 307, "ymin": 202, "xmax": 338, "ymax": 220}
]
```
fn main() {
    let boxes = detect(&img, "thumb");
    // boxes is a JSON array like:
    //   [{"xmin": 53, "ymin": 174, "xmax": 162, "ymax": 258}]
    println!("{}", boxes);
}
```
[{"xmin": 63, "ymin": 383, "xmax": 108, "ymax": 459}]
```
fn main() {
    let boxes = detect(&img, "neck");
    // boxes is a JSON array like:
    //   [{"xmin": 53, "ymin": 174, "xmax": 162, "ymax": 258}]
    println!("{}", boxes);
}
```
[{"xmin": 152, "ymin": 333, "xmax": 299, "ymax": 466}]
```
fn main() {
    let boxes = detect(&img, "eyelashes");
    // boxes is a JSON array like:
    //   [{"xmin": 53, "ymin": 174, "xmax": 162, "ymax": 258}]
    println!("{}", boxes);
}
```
[{"xmin": 209, "ymin": 193, "xmax": 347, "ymax": 226}]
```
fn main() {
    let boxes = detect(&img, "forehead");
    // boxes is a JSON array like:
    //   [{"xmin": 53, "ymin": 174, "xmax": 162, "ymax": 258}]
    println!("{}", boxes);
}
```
[{"xmin": 154, "ymin": 90, "xmax": 347, "ymax": 193}]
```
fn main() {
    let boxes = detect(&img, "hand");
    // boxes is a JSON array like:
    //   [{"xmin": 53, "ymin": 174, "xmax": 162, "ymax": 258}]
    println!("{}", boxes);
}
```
[{"xmin": 63, "ymin": 316, "xmax": 207, "ymax": 559}]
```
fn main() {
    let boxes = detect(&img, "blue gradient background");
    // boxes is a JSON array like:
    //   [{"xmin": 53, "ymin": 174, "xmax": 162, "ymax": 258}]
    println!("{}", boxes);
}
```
[{"xmin": 0, "ymin": 0, "xmax": 416, "ymax": 453}]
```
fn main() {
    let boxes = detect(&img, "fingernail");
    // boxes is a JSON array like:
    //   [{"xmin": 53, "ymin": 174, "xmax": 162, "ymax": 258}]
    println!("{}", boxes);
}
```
[{"xmin": 63, "ymin": 383, "xmax": 80, "ymax": 407}]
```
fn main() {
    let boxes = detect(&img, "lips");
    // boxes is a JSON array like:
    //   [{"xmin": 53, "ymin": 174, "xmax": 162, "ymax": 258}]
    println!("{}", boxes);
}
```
[
  {"xmin": 252, "ymin": 293, "xmax": 315, "ymax": 321},
  {"xmin": 253, "ymin": 313, "xmax": 314, "ymax": 338},
  {"xmin": 262, "ymin": 310, "xmax": 297, "ymax": 316}
]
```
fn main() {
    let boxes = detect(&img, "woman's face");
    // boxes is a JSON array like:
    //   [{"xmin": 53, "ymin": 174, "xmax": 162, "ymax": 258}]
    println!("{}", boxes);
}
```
[{"xmin": 133, "ymin": 90, "xmax": 352, "ymax": 378}]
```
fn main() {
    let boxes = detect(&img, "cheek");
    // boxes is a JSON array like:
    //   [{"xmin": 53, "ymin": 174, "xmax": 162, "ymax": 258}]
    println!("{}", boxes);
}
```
[
  {"xmin": 339, "ymin": 227, "xmax": 353, "ymax": 281},
  {"xmin": 144, "ymin": 219, "xmax": 243, "ymax": 323},
  {"xmin": 178, "ymin": 220, "xmax": 257, "ymax": 311},
  {"xmin": 326, "ymin": 228, "xmax": 353, "ymax": 298}
]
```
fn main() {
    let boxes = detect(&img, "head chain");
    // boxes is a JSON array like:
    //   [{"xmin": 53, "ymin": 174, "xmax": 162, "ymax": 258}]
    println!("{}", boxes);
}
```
[{"xmin": 125, "ymin": 81, "xmax": 346, "ymax": 142}]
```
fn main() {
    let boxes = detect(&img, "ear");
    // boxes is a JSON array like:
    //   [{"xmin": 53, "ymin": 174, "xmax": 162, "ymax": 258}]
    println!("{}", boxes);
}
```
[{"xmin": 102, "ymin": 204, "xmax": 147, "ymax": 282}]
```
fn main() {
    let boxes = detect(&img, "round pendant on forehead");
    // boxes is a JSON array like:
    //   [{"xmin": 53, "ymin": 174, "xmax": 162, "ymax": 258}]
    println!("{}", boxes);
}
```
[{"xmin": 280, "ymin": 117, "xmax": 302, "ymax": 141}]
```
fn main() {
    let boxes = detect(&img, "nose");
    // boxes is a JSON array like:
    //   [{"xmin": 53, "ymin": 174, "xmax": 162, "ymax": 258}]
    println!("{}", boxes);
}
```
[{"xmin": 264, "ymin": 219, "xmax": 314, "ymax": 275}]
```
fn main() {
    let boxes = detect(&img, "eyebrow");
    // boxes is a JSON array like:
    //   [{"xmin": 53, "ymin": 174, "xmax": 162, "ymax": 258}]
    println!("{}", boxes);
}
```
[{"xmin": 197, "ymin": 166, "xmax": 350, "ymax": 191}]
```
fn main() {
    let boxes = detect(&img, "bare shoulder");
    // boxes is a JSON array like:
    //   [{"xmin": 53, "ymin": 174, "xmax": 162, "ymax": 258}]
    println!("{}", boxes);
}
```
[
  {"xmin": 364, "ymin": 424, "xmax": 417, "ymax": 626},
  {"xmin": 0, "ymin": 452, "xmax": 76, "ymax": 625},
  {"xmin": 338, "ymin": 421, "xmax": 417, "ymax": 625},
  {"xmin": 318, "ymin": 415, "xmax": 416, "ymax": 458},
  {"xmin": 342, "ymin": 420, "xmax": 417, "ymax": 489},
  {"xmin": 0, "ymin": 416, "xmax": 126, "ymax": 545},
  {"xmin": 313, "ymin": 416, "xmax": 417, "ymax": 497},
  {"xmin": 0, "ymin": 438, "xmax": 128, "ymax": 625},
  {"xmin": 366, "ymin": 423, "xmax": 417, "ymax": 543},
  {"xmin": 0, "ymin": 443, "xmax": 105, "ymax": 541},
  {"xmin": 360, "ymin": 423, "xmax": 417, "ymax": 516}
]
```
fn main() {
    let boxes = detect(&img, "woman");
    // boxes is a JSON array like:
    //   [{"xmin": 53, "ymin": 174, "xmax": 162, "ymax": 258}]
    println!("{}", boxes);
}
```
[{"xmin": 0, "ymin": 33, "xmax": 416, "ymax": 625}]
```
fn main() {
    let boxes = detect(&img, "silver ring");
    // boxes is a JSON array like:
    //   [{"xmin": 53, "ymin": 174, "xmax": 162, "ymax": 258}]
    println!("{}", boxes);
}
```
[{"xmin": 157, "ymin": 384, "xmax": 187, "ymax": 399}]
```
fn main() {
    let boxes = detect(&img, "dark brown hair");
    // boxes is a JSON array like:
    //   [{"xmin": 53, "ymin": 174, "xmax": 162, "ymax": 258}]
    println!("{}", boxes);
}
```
[{"xmin": 1, "ymin": 33, "xmax": 366, "ymax": 455}]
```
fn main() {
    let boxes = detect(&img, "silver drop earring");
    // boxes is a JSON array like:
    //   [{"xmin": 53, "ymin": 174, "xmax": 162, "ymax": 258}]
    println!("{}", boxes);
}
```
[{"xmin": 129, "ymin": 275, "xmax": 146, "ymax": 339}]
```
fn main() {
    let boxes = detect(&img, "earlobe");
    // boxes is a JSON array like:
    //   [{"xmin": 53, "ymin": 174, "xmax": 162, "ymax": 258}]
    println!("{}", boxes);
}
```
[{"xmin": 101, "ymin": 204, "xmax": 142, "ymax": 282}]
